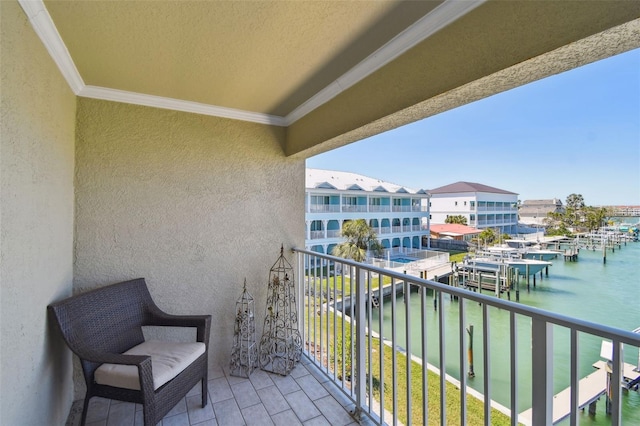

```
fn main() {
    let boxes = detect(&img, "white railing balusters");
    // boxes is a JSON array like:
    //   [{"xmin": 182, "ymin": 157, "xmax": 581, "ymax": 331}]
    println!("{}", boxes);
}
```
[
  {"xmin": 356, "ymin": 266, "xmax": 366, "ymax": 418},
  {"xmin": 404, "ymin": 279, "xmax": 412, "ymax": 425},
  {"xmin": 483, "ymin": 303, "xmax": 491, "ymax": 424},
  {"xmin": 350, "ymin": 265, "xmax": 356, "ymax": 394},
  {"xmin": 293, "ymin": 249, "xmax": 640, "ymax": 426},
  {"xmin": 438, "ymin": 291, "xmax": 446, "ymax": 425},
  {"xmin": 320, "ymin": 263, "xmax": 325, "ymax": 373},
  {"xmin": 333, "ymin": 261, "xmax": 338, "ymax": 380},
  {"xmin": 510, "ymin": 312, "xmax": 519, "ymax": 426},
  {"xmin": 569, "ymin": 328, "xmax": 578, "ymax": 426},
  {"xmin": 313, "ymin": 257, "xmax": 318, "ymax": 365},
  {"xmin": 379, "ymin": 272, "xmax": 385, "ymax": 424},
  {"xmin": 421, "ymin": 286, "xmax": 428, "ymax": 426},
  {"xmin": 531, "ymin": 319, "xmax": 553, "ymax": 426},
  {"xmin": 459, "ymin": 296, "xmax": 468, "ymax": 425},
  {"xmin": 340, "ymin": 262, "xmax": 346, "ymax": 390},
  {"xmin": 367, "ymin": 270, "xmax": 373, "ymax": 417},
  {"xmin": 391, "ymin": 276, "xmax": 398, "ymax": 425},
  {"xmin": 611, "ymin": 340, "xmax": 623, "ymax": 425}
]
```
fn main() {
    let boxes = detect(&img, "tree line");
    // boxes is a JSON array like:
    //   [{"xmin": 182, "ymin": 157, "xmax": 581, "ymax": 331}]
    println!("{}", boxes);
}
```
[{"xmin": 543, "ymin": 193, "xmax": 613, "ymax": 236}]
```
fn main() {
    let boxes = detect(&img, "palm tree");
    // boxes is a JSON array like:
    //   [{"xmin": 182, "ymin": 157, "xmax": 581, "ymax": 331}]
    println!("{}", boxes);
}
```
[
  {"xmin": 445, "ymin": 215, "xmax": 468, "ymax": 225},
  {"xmin": 331, "ymin": 219, "xmax": 383, "ymax": 262}
]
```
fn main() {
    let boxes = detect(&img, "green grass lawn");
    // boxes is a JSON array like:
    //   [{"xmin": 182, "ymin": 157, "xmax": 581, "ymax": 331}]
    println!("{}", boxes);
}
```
[
  {"xmin": 447, "ymin": 250, "xmax": 468, "ymax": 263},
  {"xmin": 306, "ymin": 271, "xmax": 393, "ymax": 297},
  {"xmin": 303, "ymin": 289, "xmax": 512, "ymax": 425}
]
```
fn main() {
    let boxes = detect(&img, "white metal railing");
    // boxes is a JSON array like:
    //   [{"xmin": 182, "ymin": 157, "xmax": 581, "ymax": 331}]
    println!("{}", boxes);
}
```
[
  {"xmin": 370, "ymin": 248, "xmax": 450, "ymax": 272},
  {"xmin": 343, "ymin": 205, "xmax": 368, "ymax": 213},
  {"xmin": 392, "ymin": 206, "xmax": 412, "ymax": 212},
  {"xmin": 379, "ymin": 226, "xmax": 391, "ymax": 234},
  {"xmin": 327, "ymin": 229, "xmax": 341, "ymax": 238},
  {"xmin": 369, "ymin": 205, "xmax": 391, "ymax": 212},
  {"xmin": 309, "ymin": 230, "xmax": 325, "ymax": 239},
  {"xmin": 310, "ymin": 204, "xmax": 340, "ymax": 213},
  {"xmin": 294, "ymin": 248, "xmax": 640, "ymax": 426}
]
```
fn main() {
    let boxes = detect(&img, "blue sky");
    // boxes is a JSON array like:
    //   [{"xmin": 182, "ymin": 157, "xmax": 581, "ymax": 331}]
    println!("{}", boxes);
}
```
[{"xmin": 306, "ymin": 48, "xmax": 640, "ymax": 206}]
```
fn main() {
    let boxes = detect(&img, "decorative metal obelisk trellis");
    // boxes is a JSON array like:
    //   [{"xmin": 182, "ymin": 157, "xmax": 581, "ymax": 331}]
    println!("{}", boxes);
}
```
[
  {"xmin": 230, "ymin": 280, "xmax": 257, "ymax": 378},
  {"xmin": 259, "ymin": 245, "xmax": 302, "ymax": 375}
]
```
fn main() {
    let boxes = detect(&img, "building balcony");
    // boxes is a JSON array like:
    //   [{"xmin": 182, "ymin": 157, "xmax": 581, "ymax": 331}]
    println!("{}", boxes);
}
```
[
  {"xmin": 7, "ymin": 1, "xmax": 638, "ymax": 424},
  {"xmin": 293, "ymin": 248, "xmax": 640, "ymax": 425},
  {"xmin": 310, "ymin": 230, "xmax": 325, "ymax": 240},
  {"xmin": 369, "ymin": 206, "xmax": 391, "ymax": 213},
  {"xmin": 342, "ymin": 205, "xmax": 368, "ymax": 213},
  {"xmin": 392, "ymin": 206, "xmax": 412, "ymax": 213},
  {"xmin": 326, "ymin": 230, "xmax": 341, "ymax": 238},
  {"xmin": 67, "ymin": 360, "xmax": 364, "ymax": 426},
  {"xmin": 309, "ymin": 205, "xmax": 341, "ymax": 213}
]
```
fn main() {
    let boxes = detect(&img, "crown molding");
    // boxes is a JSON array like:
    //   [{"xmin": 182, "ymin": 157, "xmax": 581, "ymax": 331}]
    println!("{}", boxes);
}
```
[
  {"xmin": 79, "ymin": 86, "xmax": 287, "ymax": 126},
  {"xmin": 18, "ymin": 0, "xmax": 84, "ymax": 94},
  {"xmin": 19, "ymin": 0, "xmax": 482, "ymax": 128},
  {"xmin": 283, "ymin": 0, "xmax": 485, "ymax": 126}
]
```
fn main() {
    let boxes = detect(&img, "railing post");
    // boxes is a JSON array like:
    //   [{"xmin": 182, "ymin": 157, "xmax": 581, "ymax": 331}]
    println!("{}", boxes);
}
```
[
  {"xmin": 531, "ymin": 318, "xmax": 553, "ymax": 426},
  {"xmin": 404, "ymin": 279, "xmax": 412, "ymax": 425},
  {"xmin": 611, "ymin": 340, "xmax": 623, "ymax": 425},
  {"xmin": 354, "ymin": 266, "xmax": 366, "ymax": 419},
  {"xmin": 297, "ymin": 251, "xmax": 305, "ymax": 353}
]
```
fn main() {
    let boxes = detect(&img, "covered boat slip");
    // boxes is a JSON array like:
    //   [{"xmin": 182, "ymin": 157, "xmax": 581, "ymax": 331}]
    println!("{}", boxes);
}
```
[{"xmin": 467, "ymin": 249, "xmax": 553, "ymax": 276}]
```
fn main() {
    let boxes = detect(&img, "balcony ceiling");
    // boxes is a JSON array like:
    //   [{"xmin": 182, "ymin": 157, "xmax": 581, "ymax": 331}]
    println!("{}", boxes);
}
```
[{"xmin": 25, "ymin": 1, "xmax": 640, "ymax": 156}]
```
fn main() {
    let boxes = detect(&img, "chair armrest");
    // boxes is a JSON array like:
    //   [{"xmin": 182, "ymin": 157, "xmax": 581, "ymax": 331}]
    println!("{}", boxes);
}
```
[
  {"xmin": 79, "ymin": 350, "xmax": 155, "ymax": 395},
  {"xmin": 80, "ymin": 349, "xmax": 151, "ymax": 367},
  {"xmin": 145, "ymin": 309, "xmax": 212, "ymax": 346}
]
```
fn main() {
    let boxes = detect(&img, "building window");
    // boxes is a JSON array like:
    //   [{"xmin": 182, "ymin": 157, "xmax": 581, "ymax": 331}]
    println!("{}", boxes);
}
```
[
  {"xmin": 344, "ymin": 196, "xmax": 357, "ymax": 206},
  {"xmin": 470, "ymin": 201, "xmax": 475, "ymax": 208},
  {"xmin": 455, "ymin": 201, "xmax": 458, "ymax": 206},
  {"xmin": 370, "ymin": 197, "xmax": 381, "ymax": 206},
  {"xmin": 311, "ymin": 195, "xmax": 329, "ymax": 205},
  {"xmin": 464, "ymin": 201, "xmax": 467, "ymax": 206}
]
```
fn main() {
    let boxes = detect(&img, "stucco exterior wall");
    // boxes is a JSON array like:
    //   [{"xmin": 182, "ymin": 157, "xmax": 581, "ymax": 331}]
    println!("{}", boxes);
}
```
[
  {"xmin": 1, "ymin": 1, "xmax": 77, "ymax": 424},
  {"xmin": 74, "ymin": 98, "xmax": 305, "ymax": 395}
]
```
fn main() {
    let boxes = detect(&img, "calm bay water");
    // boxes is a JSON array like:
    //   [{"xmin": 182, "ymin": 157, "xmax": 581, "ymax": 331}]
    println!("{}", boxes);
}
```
[{"xmin": 372, "ymin": 236, "xmax": 640, "ymax": 424}]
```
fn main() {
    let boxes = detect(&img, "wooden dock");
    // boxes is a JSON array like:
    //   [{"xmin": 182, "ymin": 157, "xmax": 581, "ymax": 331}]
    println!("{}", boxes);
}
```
[{"xmin": 519, "ymin": 360, "xmax": 640, "ymax": 425}]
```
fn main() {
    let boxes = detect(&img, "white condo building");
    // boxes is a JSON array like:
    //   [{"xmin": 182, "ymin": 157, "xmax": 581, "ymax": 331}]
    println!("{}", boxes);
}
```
[
  {"xmin": 428, "ymin": 181, "xmax": 519, "ymax": 234},
  {"xmin": 305, "ymin": 169, "xmax": 431, "ymax": 255}
]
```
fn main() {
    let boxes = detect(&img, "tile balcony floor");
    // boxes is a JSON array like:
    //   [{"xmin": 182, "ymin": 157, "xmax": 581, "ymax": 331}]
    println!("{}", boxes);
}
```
[{"xmin": 66, "ymin": 356, "xmax": 374, "ymax": 426}]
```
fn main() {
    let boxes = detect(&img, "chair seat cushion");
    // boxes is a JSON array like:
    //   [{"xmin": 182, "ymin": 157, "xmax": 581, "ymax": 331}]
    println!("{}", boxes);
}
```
[{"xmin": 95, "ymin": 340, "xmax": 206, "ymax": 390}]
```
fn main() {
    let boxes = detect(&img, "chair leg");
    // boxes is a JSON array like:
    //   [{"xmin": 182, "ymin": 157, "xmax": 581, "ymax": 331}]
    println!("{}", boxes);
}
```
[
  {"xmin": 80, "ymin": 395, "xmax": 91, "ymax": 426},
  {"xmin": 143, "ymin": 404, "xmax": 154, "ymax": 426},
  {"xmin": 201, "ymin": 375, "xmax": 208, "ymax": 407}
]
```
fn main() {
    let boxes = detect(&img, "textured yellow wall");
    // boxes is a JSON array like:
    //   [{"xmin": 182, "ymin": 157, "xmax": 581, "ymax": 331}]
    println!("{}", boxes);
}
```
[
  {"xmin": 74, "ymin": 98, "xmax": 305, "ymax": 388},
  {"xmin": 0, "ymin": 1, "xmax": 77, "ymax": 424}
]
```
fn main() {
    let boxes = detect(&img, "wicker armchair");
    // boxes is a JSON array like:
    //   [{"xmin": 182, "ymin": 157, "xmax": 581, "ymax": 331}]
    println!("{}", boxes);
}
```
[{"xmin": 48, "ymin": 278, "xmax": 211, "ymax": 426}]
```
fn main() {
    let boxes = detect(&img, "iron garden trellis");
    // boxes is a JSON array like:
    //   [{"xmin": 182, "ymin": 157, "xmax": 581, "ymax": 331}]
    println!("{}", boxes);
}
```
[{"xmin": 259, "ymin": 245, "xmax": 302, "ymax": 375}]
